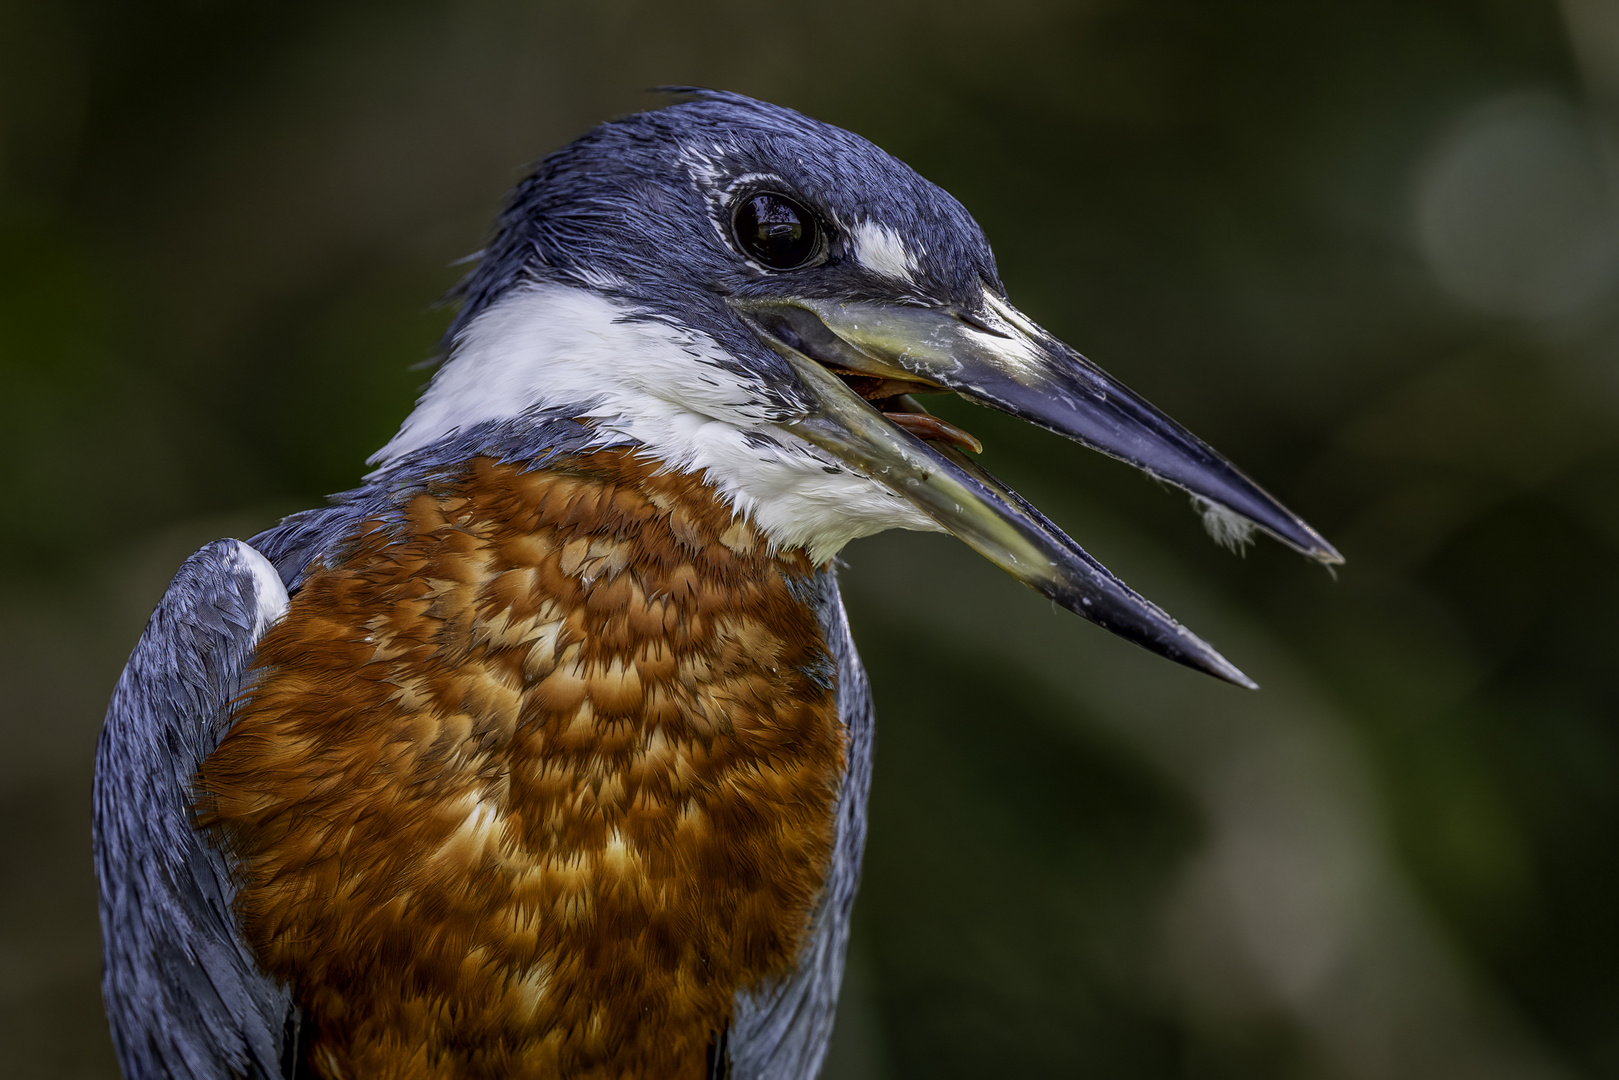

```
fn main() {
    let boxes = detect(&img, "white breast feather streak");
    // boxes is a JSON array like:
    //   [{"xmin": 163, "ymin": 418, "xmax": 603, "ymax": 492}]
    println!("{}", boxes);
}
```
[{"xmin": 370, "ymin": 285, "xmax": 938, "ymax": 563}]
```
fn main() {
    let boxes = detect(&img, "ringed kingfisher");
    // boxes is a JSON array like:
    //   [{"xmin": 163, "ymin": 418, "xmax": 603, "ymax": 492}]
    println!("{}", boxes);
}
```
[{"xmin": 95, "ymin": 91, "xmax": 1340, "ymax": 1080}]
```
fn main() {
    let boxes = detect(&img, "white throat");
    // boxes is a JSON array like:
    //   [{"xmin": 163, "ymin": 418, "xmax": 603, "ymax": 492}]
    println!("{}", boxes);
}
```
[{"xmin": 371, "ymin": 285, "xmax": 938, "ymax": 562}]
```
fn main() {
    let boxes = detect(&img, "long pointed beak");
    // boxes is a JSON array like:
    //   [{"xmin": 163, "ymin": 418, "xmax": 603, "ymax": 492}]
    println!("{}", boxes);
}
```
[
  {"xmin": 741, "ymin": 295, "xmax": 1342, "ymax": 565},
  {"xmin": 732, "ymin": 294, "xmax": 1343, "ymax": 688}
]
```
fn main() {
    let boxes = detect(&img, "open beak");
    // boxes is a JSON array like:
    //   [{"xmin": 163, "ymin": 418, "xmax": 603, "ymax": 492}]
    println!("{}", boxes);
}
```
[{"xmin": 731, "ymin": 294, "xmax": 1342, "ymax": 689}]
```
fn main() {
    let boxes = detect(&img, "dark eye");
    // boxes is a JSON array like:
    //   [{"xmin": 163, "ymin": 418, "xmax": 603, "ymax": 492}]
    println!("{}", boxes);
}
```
[{"xmin": 732, "ymin": 192, "xmax": 822, "ymax": 270}]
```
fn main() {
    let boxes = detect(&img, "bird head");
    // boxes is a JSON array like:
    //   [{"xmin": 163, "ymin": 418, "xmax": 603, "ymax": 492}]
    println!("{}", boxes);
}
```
[{"xmin": 371, "ymin": 90, "xmax": 1340, "ymax": 687}]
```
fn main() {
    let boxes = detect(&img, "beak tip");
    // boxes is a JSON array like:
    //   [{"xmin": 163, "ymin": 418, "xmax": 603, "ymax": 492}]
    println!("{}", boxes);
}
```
[
  {"xmin": 1190, "ymin": 641, "xmax": 1259, "ymax": 690},
  {"xmin": 1303, "ymin": 536, "xmax": 1345, "ymax": 569},
  {"xmin": 1230, "ymin": 669, "xmax": 1261, "ymax": 691},
  {"xmin": 1149, "ymin": 615, "xmax": 1259, "ymax": 689},
  {"xmin": 1257, "ymin": 511, "xmax": 1342, "ymax": 569},
  {"xmin": 1286, "ymin": 517, "xmax": 1344, "ymax": 567},
  {"xmin": 1295, "ymin": 524, "xmax": 1347, "ymax": 569}
]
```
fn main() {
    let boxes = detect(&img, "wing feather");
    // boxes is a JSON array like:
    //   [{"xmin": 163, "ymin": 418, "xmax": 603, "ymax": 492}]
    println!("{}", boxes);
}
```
[
  {"xmin": 94, "ymin": 539, "xmax": 299, "ymax": 1080},
  {"xmin": 727, "ymin": 568, "xmax": 874, "ymax": 1079}
]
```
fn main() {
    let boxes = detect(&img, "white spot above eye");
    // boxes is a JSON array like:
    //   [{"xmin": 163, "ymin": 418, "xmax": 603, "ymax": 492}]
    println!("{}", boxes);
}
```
[{"xmin": 850, "ymin": 220, "xmax": 922, "ymax": 283}]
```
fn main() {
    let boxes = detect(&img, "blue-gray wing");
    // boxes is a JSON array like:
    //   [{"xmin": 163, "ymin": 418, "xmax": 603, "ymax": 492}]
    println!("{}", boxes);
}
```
[
  {"xmin": 727, "ymin": 568, "xmax": 874, "ymax": 1080},
  {"xmin": 94, "ymin": 539, "xmax": 299, "ymax": 1080}
]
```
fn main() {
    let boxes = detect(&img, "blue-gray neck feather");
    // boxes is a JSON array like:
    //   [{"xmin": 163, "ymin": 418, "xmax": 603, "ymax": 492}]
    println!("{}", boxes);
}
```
[{"xmin": 256, "ymin": 413, "xmax": 623, "ymax": 586}]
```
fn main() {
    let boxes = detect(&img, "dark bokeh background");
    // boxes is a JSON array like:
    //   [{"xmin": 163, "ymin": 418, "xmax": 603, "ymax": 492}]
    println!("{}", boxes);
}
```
[{"xmin": 4, "ymin": 1, "xmax": 1618, "ymax": 1077}]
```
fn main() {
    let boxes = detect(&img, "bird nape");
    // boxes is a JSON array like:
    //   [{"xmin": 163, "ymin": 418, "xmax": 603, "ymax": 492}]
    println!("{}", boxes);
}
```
[{"xmin": 93, "ymin": 90, "xmax": 1339, "ymax": 1080}]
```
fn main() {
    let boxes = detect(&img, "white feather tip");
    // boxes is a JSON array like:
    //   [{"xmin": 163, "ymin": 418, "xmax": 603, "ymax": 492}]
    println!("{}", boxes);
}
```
[{"xmin": 1194, "ymin": 497, "xmax": 1257, "ymax": 555}]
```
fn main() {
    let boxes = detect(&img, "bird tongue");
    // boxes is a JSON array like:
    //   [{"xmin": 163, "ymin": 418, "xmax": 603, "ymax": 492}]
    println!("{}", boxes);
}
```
[
  {"xmin": 828, "ymin": 370, "xmax": 986, "ymax": 455},
  {"xmin": 880, "ymin": 409, "xmax": 983, "ymax": 454}
]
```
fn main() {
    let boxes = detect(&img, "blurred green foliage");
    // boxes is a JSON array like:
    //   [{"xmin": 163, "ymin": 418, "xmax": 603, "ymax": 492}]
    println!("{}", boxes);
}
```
[{"xmin": 2, "ymin": 1, "xmax": 1617, "ymax": 1077}]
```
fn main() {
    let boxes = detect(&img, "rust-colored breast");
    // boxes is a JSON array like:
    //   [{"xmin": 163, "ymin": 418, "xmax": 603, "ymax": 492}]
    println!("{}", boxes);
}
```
[{"xmin": 198, "ymin": 450, "xmax": 845, "ymax": 1080}]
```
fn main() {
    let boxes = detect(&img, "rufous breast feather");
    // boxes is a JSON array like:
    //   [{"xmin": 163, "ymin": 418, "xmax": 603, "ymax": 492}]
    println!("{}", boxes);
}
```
[{"xmin": 197, "ymin": 448, "xmax": 846, "ymax": 1080}]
